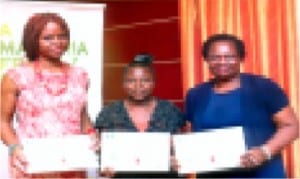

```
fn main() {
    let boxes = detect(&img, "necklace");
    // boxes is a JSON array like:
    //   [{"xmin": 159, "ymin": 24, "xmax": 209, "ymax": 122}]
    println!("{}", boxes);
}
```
[{"xmin": 34, "ymin": 61, "xmax": 69, "ymax": 96}]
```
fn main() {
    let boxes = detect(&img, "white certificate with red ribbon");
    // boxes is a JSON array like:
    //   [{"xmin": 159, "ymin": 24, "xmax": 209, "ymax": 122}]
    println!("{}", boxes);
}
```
[
  {"xmin": 173, "ymin": 126, "xmax": 246, "ymax": 174},
  {"xmin": 21, "ymin": 135, "xmax": 99, "ymax": 173},
  {"xmin": 100, "ymin": 132, "xmax": 171, "ymax": 172}
]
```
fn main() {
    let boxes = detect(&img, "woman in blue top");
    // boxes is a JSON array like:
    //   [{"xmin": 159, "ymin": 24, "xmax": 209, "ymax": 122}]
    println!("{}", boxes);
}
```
[{"xmin": 184, "ymin": 33, "xmax": 299, "ymax": 178}]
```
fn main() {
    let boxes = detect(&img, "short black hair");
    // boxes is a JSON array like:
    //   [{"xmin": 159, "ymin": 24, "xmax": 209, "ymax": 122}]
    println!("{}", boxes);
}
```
[
  {"xmin": 123, "ymin": 53, "xmax": 155, "ymax": 80},
  {"xmin": 201, "ymin": 33, "xmax": 245, "ymax": 60}
]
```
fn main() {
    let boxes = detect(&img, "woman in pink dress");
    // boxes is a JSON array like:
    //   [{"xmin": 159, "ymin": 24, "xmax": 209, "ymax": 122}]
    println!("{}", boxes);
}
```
[{"xmin": 0, "ymin": 12, "xmax": 96, "ymax": 178}]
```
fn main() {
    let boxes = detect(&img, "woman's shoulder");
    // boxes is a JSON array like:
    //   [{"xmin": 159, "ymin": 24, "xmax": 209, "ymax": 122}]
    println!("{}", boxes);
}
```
[
  {"xmin": 6, "ymin": 61, "xmax": 33, "ymax": 71},
  {"xmin": 68, "ymin": 65, "xmax": 88, "ymax": 76},
  {"xmin": 4, "ymin": 61, "xmax": 34, "ymax": 79},
  {"xmin": 101, "ymin": 100, "xmax": 124, "ymax": 112},
  {"xmin": 96, "ymin": 100, "xmax": 125, "ymax": 120},
  {"xmin": 241, "ymin": 73, "xmax": 281, "ymax": 88},
  {"xmin": 67, "ymin": 65, "xmax": 89, "ymax": 86},
  {"xmin": 185, "ymin": 80, "xmax": 213, "ymax": 99},
  {"xmin": 157, "ymin": 99, "xmax": 174, "ymax": 106},
  {"xmin": 156, "ymin": 99, "xmax": 181, "ymax": 111}
]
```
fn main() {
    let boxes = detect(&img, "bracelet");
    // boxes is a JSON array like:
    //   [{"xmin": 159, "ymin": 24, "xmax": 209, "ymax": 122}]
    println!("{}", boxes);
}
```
[
  {"xmin": 8, "ymin": 144, "xmax": 22, "ymax": 156},
  {"xmin": 260, "ymin": 145, "xmax": 272, "ymax": 160},
  {"xmin": 86, "ymin": 127, "xmax": 96, "ymax": 134}
]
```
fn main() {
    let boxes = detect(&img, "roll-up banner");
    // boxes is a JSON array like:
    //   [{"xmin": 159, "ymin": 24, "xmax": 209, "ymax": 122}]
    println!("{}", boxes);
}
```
[{"xmin": 0, "ymin": 1, "xmax": 105, "ymax": 178}]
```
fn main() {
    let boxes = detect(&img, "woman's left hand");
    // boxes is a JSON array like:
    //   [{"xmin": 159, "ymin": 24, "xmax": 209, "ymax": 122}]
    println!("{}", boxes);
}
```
[{"xmin": 240, "ymin": 147, "xmax": 268, "ymax": 168}]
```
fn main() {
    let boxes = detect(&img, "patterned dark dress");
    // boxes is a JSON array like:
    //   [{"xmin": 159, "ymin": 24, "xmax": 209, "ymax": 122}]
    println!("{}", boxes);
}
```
[{"xmin": 95, "ymin": 99, "xmax": 185, "ymax": 178}]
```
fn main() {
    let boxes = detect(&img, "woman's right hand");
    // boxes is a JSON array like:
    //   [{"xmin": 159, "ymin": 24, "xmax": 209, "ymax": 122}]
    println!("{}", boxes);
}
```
[{"xmin": 9, "ymin": 145, "xmax": 28, "ymax": 174}]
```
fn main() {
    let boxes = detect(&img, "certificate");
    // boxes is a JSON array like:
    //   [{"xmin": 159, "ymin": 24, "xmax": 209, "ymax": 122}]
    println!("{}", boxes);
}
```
[
  {"xmin": 173, "ymin": 126, "xmax": 246, "ymax": 174},
  {"xmin": 100, "ymin": 132, "xmax": 170, "ymax": 172},
  {"xmin": 21, "ymin": 135, "xmax": 99, "ymax": 173}
]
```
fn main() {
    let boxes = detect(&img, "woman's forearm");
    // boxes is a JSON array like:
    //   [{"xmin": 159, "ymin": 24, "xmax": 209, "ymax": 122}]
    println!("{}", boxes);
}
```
[
  {"xmin": 0, "ymin": 120, "xmax": 19, "ymax": 146},
  {"xmin": 264, "ymin": 123, "xmax": 299, "ymax": 157}
]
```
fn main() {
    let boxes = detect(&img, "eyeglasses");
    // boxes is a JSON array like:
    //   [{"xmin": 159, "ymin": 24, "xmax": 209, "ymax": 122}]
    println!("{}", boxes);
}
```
[{"xmin": 207, "ymin": 55, "xmax": 238, "ymax": 63}]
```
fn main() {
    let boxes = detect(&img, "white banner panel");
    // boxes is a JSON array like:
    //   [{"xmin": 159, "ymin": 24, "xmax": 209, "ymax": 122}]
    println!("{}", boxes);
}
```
[{"xmin": 0, "ymin": 1, "xmax": 105, "ymax": 178}]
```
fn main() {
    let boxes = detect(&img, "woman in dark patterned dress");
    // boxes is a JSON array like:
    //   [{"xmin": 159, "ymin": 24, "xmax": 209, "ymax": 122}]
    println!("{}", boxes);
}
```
[{"xmin": 95, "ymin": 53, "xmax": 185, "ymax": 178}]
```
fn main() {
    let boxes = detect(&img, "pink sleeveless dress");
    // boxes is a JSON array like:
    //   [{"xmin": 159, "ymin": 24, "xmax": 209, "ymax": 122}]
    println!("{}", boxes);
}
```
[{"xmin": 7, "ymin": 64, "xmax": 89, "ymax": 178}]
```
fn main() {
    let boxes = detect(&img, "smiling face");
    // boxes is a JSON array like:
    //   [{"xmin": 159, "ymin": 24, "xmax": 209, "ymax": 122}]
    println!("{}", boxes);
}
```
[
  {"xmin": 123, "ymin": 66, "xmax": 155, "ymax": 103},
  {"xmin": 207, "ymin": 40, "xmax": 241, "ymax": 80},
  {"xmin": 38, "ymin": 21, "xmax": 69, "ymax": 61}
]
